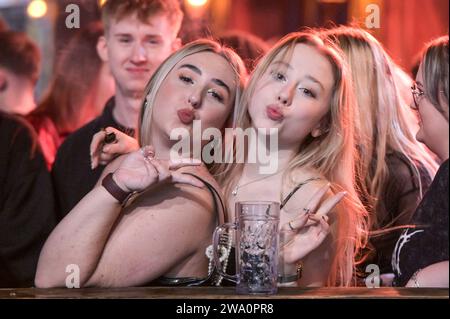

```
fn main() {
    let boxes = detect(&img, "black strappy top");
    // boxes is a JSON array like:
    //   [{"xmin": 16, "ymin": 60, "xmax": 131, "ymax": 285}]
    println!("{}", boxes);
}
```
[
  {"xmin": 280, "ymin": 177, "xmax": 322, "ymax": 209},
  {"xmin": 149, "ymin": 173, "xmax": 225, "ymax": 287}
]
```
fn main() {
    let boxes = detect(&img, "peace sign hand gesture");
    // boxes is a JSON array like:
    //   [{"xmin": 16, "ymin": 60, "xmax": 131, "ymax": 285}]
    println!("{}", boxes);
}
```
[{"xmin": 280, "ymin": 184, "xmax": 346, "ymax": 265}]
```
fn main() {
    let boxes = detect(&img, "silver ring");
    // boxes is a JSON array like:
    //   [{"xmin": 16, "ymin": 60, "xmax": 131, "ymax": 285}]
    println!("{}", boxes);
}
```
[
  {"xmin": 141, "ymin": 147, "xmax": 155, "ymax": 161},
  {"xmin": 303, "ymin": 208, "xmax": 310, "ymax": 214},
  {"xmin": 288, "ymin": 221, "xmax": 295, "ymax": 231}
]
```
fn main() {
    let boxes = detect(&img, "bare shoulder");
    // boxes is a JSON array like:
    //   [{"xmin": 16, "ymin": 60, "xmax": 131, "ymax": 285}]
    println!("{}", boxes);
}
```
[
  {"xmin": 290, "ymin": 166, "xmax": 328, "ymax": 188},
  {"xmin": 177, "ymin": 164, "xmax": 222, "ymax": 191},
  {"xmin": 172, "ymin": 164, "xmax": 221, "ymax": 219},
  {"xmin": 124, "ymin": 164, "xmax": 219, "ymax": 221},
  {"xmin": 175, "ymin": 164, "xmax": 223, "ymax": 205},
  {"xmin": 281, "ymin": 166, "xmax": 330, "ymax": 211}
]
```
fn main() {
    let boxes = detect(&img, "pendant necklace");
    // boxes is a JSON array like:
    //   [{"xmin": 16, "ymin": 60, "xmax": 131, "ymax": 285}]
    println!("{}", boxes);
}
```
[{"xmin": 231, "ymin": 168, "xmax": 287, "ymax": 196}]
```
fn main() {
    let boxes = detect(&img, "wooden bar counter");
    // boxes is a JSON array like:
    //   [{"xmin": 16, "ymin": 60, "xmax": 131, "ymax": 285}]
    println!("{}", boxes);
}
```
[{"xmin": 0, "ymin": 287, "xmax": 448, "ymax": 299}]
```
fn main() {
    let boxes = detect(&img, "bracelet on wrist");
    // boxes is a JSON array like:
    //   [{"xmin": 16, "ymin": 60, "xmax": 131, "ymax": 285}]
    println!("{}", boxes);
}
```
[
  {"xmin": 101, "ymin": 172, "xmax": 132, "ymax": 205},
  {"xmin": 278, "ymin": 262, "xmax": 303, "ymax": 284}
]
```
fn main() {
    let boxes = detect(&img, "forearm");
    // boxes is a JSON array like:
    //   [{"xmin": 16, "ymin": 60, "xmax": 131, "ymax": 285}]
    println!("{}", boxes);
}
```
[
  {"xmin": 406, "ymin": 261, "xmax": 449, "ymax": 288},
  {"xmin": 35, "ymin": 186, "xmax": 122, "ymax": 288}
]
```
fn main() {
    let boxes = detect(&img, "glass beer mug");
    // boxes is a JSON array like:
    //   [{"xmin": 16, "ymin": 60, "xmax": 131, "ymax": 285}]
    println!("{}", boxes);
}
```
[{"xmin": 213, "ymin": 201, "xmax": 280, "ymax": 294}]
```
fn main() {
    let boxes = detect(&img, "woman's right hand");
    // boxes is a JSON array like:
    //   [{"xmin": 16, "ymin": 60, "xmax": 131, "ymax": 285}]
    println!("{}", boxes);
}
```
[
  {"xmin": 90, "ymin": 127, "xmax": 139, "ymax": 169},
  {"xmin": 112, "ymin": 146, "xmax": 204, "ymax": 193}
]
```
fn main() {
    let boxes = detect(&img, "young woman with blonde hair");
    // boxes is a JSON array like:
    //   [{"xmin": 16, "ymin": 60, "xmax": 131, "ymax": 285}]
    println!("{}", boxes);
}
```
[
  {"xmin": 320, "ymin": 27, "xmax": 438, "ymax": 275},
  {"xmin": 35, "ymin": 39, "xmax": 248, "ymax": 288},
  {"xmin": 218, "ymin": 31, "xmax": 368, "ymax": 287}
]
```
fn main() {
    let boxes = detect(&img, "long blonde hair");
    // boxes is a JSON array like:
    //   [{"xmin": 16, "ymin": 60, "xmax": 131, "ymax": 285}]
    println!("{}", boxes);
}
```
[
  {"xmin": 321, "ymin": 26, "xmax": 438, "ymax": 230},
  {"xmin": 138, "ymin": 39, "xmax": 247, "ymax": 174},
  {"xmin": 220, "ymin": 31, "xmax": 369, "ymax": 286}
]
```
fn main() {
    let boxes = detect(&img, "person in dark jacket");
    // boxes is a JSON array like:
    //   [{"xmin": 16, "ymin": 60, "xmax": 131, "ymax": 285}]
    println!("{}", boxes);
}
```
[
  {"xmin": 392, "ymin": 36, "xmax": 449, "ymax": 288},
  {"xmin": 0, "ymin": 112, "xmax": 57, "ymax": 287}
]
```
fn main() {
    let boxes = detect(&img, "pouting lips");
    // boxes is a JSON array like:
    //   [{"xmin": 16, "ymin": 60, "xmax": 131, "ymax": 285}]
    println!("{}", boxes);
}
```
[
  {"xmin": 177, "ymin": 109, "xmax": 195, "ymax": 125},
  {"xmin": 266, "ymin": 105, "xmax": 284, "ymax": 121}
]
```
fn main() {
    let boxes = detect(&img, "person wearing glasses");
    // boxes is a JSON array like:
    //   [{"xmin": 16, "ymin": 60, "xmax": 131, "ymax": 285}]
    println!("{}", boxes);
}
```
[
  {"xmin": 391, "ymin": 36, "xmax": 449, "ymax": 287},
  {"xmin": 320, "ymin": 27, "xmax": 438, "ymax": 279}
]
